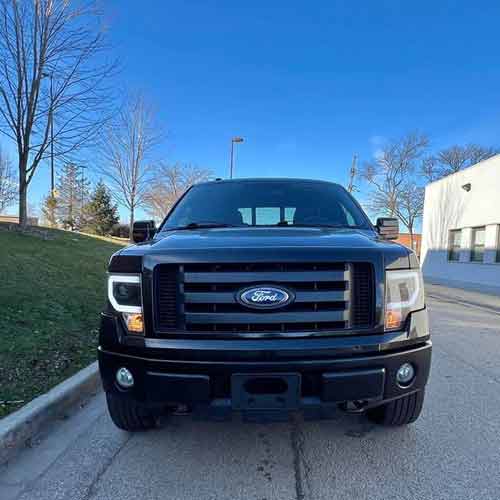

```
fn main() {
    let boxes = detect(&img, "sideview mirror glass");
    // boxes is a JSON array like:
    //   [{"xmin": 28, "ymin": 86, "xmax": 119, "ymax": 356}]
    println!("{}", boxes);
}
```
[
  {"xmin": 132, "ymin": 220, "xmax": 156, "ymax": 243},
  {"xmin": 376, "ymin": 217, "xmax": 399, "ymax": 240}
]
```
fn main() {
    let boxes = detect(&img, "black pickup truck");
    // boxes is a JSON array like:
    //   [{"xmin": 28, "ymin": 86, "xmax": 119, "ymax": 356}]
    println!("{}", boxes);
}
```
[{"xmin": 99, "ymin": 178, "xmax": 431, "ymax": 430}]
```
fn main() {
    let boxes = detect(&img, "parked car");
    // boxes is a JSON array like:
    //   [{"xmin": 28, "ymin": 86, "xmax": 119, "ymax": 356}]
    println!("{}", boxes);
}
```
[{"xmin": 99, "ymin": 178, "xmax": 431, "ymax": 430}]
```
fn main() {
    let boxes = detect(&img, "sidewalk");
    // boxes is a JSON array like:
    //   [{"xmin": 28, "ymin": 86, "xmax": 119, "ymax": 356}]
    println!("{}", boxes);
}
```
[{"xmin": 425, "ymin": 282, "xmax": 500, "ymax": 314}]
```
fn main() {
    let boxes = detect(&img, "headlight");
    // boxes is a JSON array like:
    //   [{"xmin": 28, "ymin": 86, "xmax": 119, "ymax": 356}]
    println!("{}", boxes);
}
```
[
  {"xmin": 108, "ymin": 275, "xmax": 144, "ymax": 334},
  {"xmin": 385, "ymin": 269, "xmax": 424, "ymax": 331}
]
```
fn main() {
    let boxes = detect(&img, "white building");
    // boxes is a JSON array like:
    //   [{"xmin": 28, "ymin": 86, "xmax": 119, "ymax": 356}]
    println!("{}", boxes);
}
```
[{"xmin": 421, "ymin": 155, "xmax": 500, "ymax": 294}]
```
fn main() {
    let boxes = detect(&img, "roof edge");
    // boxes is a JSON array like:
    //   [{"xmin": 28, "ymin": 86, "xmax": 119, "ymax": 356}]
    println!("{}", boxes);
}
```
[{"xmin": 425, "ymin": 153, "xmax": 500, "ymax": 188}]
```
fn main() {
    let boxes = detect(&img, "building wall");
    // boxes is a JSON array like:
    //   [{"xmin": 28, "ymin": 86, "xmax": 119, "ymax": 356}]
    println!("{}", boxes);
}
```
[
  {"xmin": 395, "ymin": 233, "xmax": 421, "ymax": 257},
  {"xmin": 420, "ymin": 155, "xmax": 500, "ymax": 293},
  {"xmin": 0, "ymin": 215, "xmax": 39, "ymax": 226}
]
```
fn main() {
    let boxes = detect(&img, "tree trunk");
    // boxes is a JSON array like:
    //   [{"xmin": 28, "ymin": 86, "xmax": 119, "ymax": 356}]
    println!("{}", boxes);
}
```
[
  {"xmin": 129, "ymin": 205, "xmax": 135, "ymax": 243},
  {"xmin": 408, "ymin": 226, "xmax": 414, "ymax": 250},
  {"xmin": 18, "ymin": 158, "xmax": 28, "ymax": 228}
]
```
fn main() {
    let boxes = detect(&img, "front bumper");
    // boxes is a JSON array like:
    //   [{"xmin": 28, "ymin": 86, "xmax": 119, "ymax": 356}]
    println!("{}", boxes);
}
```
[
  {"xmin": 98, "ymin": 307, "xmax": 431, "ymax": 417},
  {"xmin": 99, "ymin": 341, "xmax": 431, "ymax": 408}
]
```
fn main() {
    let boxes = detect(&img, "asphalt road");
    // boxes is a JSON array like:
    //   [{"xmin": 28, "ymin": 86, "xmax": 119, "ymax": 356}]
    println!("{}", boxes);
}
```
[{"xmin": 2, "ymin": 292, "xmax": 500, "ymax": 500}]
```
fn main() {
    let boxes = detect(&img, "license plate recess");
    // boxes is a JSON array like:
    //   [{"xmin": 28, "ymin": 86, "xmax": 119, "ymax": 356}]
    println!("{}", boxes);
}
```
[{"xmin": 231, "ymin": 373, "xmax": 301, "ymax": 410}]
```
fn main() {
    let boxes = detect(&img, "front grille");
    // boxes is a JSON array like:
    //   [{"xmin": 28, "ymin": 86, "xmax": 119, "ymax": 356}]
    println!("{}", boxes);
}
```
[
  {"xmin": 155, "ymin": 265, "xmax": 179, "ymax": 330},
  {"xmin": 154, "ymin": 262, "xmax": 375, "ymax": 336},
  {"xmin": 352, "ymin": 263, "xmax": 375, "ymax": 327}
]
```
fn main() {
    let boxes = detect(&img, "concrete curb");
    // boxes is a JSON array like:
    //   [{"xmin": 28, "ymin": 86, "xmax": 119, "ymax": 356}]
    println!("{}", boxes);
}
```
[{"xmin": 0, "ymin": 361, "xmax": 100, "ymax": 466}]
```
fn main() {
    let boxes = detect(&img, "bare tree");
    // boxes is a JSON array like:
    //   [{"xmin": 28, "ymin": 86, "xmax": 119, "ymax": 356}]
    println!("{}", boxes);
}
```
[
  {"xmin": 0, "ymin": 144, "xmax": 16, "ymax": 213},
  {"xmin": 396, "ymin": 183, "xmax": 425, "ymax": 248},
  {"xmin": 361, "ymin": 133, "xmax": 428, "ymax": 249},
  {"xmin": 423, "ymin": 144, "xmax": 499, "ymax": 181},
  {"xmin": 99, "ymin": 94, "xmax": 161, "ymax": 241},
  {"xmin": 144, "ymin": 162, "xmax": 213, "ymax": 221},
  {"xmin": 0, "ymin": 0, "xmax": 116, "ymax": 227}
]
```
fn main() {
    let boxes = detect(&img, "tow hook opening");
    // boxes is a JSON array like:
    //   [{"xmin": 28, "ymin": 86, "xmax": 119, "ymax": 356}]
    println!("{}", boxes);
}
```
[
  {"xmin": 340, "ymin": 401, "xmax": 368, "ymax": 414},
  {"xmin": 170, "ymin": 403, "xmax": 192, "ymax": 416}
]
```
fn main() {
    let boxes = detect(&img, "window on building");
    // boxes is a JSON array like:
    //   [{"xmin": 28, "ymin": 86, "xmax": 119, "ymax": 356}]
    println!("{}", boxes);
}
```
[
  {"xmin": 471, "ymin": 227, "xmax": 486, "ymax": 262},
  {"xmin": 448, "ymin": 229, "xmax": 461, "ymax": 261},
  {"xmin": 496, "ymin": 226, "xmax": 500, "ymax": 263}
]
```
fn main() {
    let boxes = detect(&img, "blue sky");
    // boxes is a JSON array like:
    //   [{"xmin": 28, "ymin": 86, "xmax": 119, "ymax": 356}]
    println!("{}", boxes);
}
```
[{"xmin": 6, "ymin": 0, "xmax": 500, "ymax": 222}]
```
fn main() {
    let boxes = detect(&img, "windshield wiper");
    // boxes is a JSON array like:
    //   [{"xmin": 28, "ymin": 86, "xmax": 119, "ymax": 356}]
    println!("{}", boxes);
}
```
[
  {"xmin": 165, "ymin": 222, "xmax": 241, "ymax": 231},
  {"xmin": 280, "ymin": 223, "xmax": 351, "ymax": 229}
]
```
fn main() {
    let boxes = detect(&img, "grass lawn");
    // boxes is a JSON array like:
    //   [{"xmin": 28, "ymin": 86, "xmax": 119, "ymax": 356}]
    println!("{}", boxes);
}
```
[{"xmin": 0, "ymin": 225, "xmax": 125, "ymax": 418}]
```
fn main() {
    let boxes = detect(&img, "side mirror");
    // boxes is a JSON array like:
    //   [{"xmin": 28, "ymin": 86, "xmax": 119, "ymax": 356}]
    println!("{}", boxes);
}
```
[
  {"xmin": 376, "ymin": 217, "xmax": 399, "ymax": 240},
  {"xmin": 132, "ymin": 220, "xmax": 156, "ymax": 243}
]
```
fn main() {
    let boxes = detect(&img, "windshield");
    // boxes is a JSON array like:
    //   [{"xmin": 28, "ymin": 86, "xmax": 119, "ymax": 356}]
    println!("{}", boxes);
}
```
[{"xmin": 160, "ymin": 180, "xmax": 371, "ymax": 231}]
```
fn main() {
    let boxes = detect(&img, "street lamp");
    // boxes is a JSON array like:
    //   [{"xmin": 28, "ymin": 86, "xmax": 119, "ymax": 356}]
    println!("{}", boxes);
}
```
[
  {"xmin": 42, "ymin": 71, "xmax": 55, "ymax": 197},
  {"xmin": 229, "ymin": 136, "xmax": 244, "ymax": 179}
]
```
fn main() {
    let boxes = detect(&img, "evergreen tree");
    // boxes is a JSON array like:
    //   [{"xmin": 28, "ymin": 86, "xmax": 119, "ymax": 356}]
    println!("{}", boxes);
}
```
[
  {"xmin": 56, "ymin": 163, "xmax": 91, "ymax": 230},
  {"xmin": 75, "ymin": 168, "xmax": 92, "ymax": 230},
  {"xmin": 81, "ymin": 181, "xmax": 119, "ymax": 235},
  {"xmin": 41, "ymin": 192, "xmax": 58, "ymax": 227},
  {"xmin": 56, "ymin": 164, "xmax": 79, "ymax": 230}
]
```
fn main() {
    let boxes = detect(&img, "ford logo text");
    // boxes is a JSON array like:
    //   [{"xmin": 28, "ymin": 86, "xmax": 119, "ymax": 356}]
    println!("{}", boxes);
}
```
[{"xmin": 237, "ymin": 285, "xmax": 295, "ymax": 310}]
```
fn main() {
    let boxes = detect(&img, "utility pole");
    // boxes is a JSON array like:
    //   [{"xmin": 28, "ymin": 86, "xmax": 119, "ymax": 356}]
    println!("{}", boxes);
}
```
[
  {"xmin": 230, "ymin": 137, "xmax": 244, "ymax": 179},
  {"xmin": 50, "ymin": 74, "xmax": 54, "ymax": 197},
  {"xmin": 347, "ymin": 154, "xmax": 358, "ymax": 193},
  {"xmin": 78, "ymin": 164, "xmax": 88, "ymax": 207},
  {"xmin": 42, "ymin": 72, "xmax": 55, "ymax": 196}
]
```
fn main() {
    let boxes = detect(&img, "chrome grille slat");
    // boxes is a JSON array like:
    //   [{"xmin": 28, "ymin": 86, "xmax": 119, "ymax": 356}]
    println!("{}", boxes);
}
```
[
  {"xmin": 183, "ymin": 290, "xmax": 349, "ymax": 304},
  {"xmin": 185, "ymin": 310, "xmax": 348, "ymax": 324},
  {"xmin": 183, "ymin": 270, "xmax": 348, "ymax": 284}
]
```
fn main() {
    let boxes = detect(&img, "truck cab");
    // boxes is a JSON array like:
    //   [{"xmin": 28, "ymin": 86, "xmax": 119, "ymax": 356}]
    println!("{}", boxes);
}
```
[{"xmin": 99, "ymin": 178, "xmax": 431, "ymax": 430}]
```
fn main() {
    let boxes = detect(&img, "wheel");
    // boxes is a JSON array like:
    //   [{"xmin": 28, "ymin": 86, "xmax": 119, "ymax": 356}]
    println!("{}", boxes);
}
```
[
  {"xmin": 367, "ymin": 390, "xmax": 425, "ymax": 426},
  {"xmin": 106, "ymin": 392, "xmax": 156, "ymax": 431}
]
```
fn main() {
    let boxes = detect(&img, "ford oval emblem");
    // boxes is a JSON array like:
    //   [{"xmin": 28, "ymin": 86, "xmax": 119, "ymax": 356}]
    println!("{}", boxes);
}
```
[{"xmin": 237, "ymin": 285, "xmax": 295, "ymax": 310}]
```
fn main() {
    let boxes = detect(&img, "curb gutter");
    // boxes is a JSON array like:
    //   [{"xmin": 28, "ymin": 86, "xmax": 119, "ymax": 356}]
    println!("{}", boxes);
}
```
[
  {"xmin": 0, "ymin": 361, "xmax": 100, "ymax": 466},
  {"xmin": 427, "ymin": 291, "xmax": 500, "ymax": 315}
]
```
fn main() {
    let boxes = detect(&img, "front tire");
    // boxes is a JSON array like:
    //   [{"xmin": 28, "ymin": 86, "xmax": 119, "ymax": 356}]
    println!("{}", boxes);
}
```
[
  {"xmin": 106, "ymin": 392, "xmax": 156, "ymax": 431},
  {"xmin": 367, "ymin": 390, "xmax": 425, "ymax": 426}
]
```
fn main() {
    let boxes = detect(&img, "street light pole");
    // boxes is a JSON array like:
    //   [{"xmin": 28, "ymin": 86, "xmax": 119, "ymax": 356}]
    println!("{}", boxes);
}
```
[
  {"xmin": 229, "ymin": 137, "xmax": 244, "ymax": 179},
  {"xmin": 230, "ymin": 141, "xmax": 234, "ymax": 179}
]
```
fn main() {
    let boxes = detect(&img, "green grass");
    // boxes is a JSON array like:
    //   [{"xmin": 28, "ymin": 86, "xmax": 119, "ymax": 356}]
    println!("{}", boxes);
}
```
[{"xmin": 0, "ymin": 225, "xmax": 125, "ymax": 418}]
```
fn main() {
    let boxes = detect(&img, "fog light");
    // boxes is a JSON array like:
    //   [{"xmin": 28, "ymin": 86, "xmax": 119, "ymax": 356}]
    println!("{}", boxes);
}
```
[
  {"xmin": 396, "ymin": 363, "xmax": 415, "ymax": 386},
  {"xmin": 116, "ymin": 367, "xmax": 134, "ymax": 388}
]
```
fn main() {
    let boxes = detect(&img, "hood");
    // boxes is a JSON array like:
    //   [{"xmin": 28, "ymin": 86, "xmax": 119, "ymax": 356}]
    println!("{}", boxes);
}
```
[
  {"xmin": 142, "ymin": 227, "xmax": 382, "ymax": 250},
  {"xmin": 116, "ymin": 227, "xmax": 412, "ymax": 269}
]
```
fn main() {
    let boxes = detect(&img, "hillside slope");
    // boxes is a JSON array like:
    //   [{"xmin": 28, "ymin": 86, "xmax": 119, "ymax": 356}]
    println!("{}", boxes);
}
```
[{"xmin": 0, "ymin": 226, "xmax": 125, "ymax": 417}]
